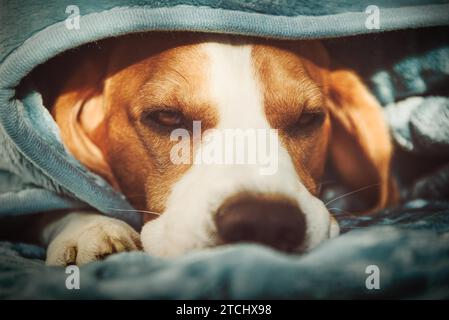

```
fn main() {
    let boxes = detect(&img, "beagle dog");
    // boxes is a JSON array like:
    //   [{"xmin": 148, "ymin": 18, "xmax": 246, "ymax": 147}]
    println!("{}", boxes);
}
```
[{"xmin": 36, "ymin": 32, "xmax": 396, "ymax": 265}]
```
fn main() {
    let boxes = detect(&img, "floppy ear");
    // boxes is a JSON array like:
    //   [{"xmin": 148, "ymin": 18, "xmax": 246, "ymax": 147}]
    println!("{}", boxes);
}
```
[
  {"xmin": 326, "ymin": 69, "xmax": 398, "ymax": 210},
  {"xmin": 51, "ymin": 50, "xmax": 119, "ymax": 189}
]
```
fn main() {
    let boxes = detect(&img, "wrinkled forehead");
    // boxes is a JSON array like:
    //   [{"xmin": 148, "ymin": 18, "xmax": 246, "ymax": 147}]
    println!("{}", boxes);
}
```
[{"xmin": 105, "ymin": 33, "xmax": 329, "ymax": 125}]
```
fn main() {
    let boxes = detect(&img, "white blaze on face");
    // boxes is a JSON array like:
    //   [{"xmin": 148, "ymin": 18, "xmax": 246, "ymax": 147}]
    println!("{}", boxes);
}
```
[{"xmin": 141, "ymin": 40, "xmax": 339, "ymax": 257}]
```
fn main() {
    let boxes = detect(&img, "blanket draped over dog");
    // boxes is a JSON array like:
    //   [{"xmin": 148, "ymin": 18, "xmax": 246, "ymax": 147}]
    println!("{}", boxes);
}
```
[{"xmin": 1, "ymin": 0, "xmax": 449, "ymax": 299}]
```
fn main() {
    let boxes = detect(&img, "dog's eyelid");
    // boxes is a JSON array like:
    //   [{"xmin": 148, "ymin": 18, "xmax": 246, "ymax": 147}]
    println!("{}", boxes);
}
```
[
  {"xmin": 298, "ymin": 111, "xmax": 322, "ymax": 123},
  {"xmin": 140, "ymin": 108, "xmax": 187, "ymax": 131},
  {"xmin": 302, "ymin": 110, "xmax": 323, "ymax": 116},
  {"xmin": 301, "ymin": 103, "xmax": 325, "ymax": 114},
  {"xmin": 139, "ymin": 105, "xmax": 185, "ymax": 120},
  {"xmin": 140, "ymin": 105, "xmax": 182, "ymax": 114},
  {"xmin": 284, "ymin": 107, "xmax": 326, "ymax": 135}
]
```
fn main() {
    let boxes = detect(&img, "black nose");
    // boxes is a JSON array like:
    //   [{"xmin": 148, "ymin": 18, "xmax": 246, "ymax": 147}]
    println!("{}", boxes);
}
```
[{"xmin": 215, "ymin": 195, "xmax": 306, "ymax": 251}]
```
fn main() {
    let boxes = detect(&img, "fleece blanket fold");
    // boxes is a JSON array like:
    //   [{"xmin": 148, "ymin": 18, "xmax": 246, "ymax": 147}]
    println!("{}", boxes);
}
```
[
  {"xmin": 1, "ymin": 0, "xmax": 449, "ymax": 299},
  {"xmin": 2, "ymin": 200, "xmax": 449, "ymax": 299}
]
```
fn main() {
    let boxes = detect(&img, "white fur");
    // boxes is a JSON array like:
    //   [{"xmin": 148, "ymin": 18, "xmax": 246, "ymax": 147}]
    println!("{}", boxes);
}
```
[
  {"xmin": 45, "ymin": 211, "xmax": 140, "ymax": 266},
  {"xmin": 141, "ymin": 40, "xmax": 339, "ymax": 257}
]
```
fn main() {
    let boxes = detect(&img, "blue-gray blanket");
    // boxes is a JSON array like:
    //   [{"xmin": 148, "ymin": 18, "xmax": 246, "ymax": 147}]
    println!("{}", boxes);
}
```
[{"xmin": 1, "ymin": 0, "xmax": 449, "ymax": 299}]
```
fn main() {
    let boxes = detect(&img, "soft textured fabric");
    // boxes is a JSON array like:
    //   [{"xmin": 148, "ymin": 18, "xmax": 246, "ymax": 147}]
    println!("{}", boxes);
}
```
[
  {"xmin": 1, "ymin": 0, "xmax": 449, "ymax": 299},
  {"xmin": 1, "ymin": 200, "xmax": 449, "ymax": 299},
  {"xmin": 2, "ymin": 1, "xmax": 449, "ymax": 61}
]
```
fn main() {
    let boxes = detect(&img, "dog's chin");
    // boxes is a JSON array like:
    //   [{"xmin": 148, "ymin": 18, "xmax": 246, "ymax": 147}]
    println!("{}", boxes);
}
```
[
  {"xmin": 140, "ymin": 207, "xmax": 340, "ymax": 258},
  {"xmin": 140, "ymin": 214, "xmax": 214, "ymax": 258}
]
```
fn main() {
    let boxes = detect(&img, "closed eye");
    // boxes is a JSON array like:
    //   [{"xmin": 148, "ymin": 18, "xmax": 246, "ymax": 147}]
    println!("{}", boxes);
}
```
[
  {"xmin": 141, "ymin": 109, "xmax": 186, "ymax": 131},
  {"xmin": 287, "ymin": 111, "xmax": 325, "ymax": 135},
  {"xmin": 297, "ymin": 112, "xmax": 324, "ymax": 127}
]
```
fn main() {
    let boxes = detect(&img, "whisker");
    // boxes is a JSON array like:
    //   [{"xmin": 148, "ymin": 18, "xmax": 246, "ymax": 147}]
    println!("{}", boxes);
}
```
[
  {"xmin": 325, "ymin": 183, "xmax": 380, "ymax": 207},
  {"xmin": 327, "ymin": 207, "xmax": 353, "ymax": 215},
  {"xmin": 107, "ymin": 208, "xmax": 162, "ymax": 216}
]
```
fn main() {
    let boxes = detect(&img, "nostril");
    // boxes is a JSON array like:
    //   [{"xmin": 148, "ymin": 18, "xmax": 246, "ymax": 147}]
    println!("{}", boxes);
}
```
[{"xmin": 215, "ymin": 195, "xmax": 306, "ymax": 251}]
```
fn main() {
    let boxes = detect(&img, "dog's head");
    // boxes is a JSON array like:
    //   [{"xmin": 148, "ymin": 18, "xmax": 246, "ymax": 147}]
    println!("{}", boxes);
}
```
[{"xmin": 50, "ymin": 33, "xmax": 396, "ymax": 256}]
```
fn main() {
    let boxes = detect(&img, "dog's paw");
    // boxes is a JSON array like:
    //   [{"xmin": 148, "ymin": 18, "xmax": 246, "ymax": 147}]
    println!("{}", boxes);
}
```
[{"xmin": 46, "ymin": 213, "xmax": 141, "ymax": 266}]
